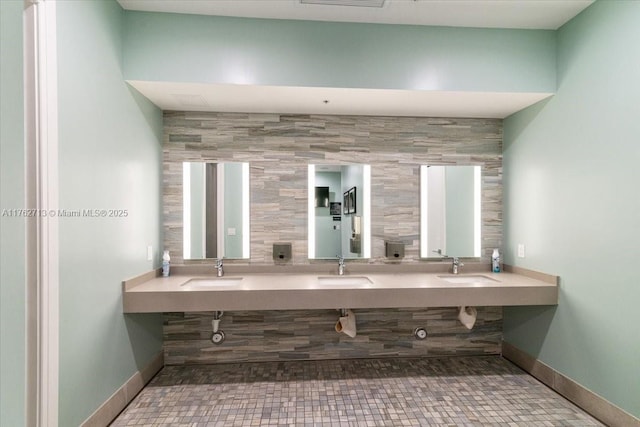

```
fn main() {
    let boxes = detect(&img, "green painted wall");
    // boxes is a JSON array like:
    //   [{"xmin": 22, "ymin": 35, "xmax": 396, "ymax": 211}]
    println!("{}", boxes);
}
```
[
  {"xmin": 56, "ymin": 1, "xmax": 164, "ymax": 425},
  {"xmin": 0, "ymin": 1, "xmax": 26, "ymax": 426},
  {"xmin": 188, "ymin": 162, "xmax": 206, "ymax": 259},
  {"xmin": 224, "ymin": 163, "xmax": 244, "ymax": 258},
  {"xmin": 445, "ymin": 166, "xmax": 474, "ymax": 256},
  {"xmin": 503, "ymin": 0, "xmax": 640, "ymax": 417},
  {"xmin": 123, "ymin": 11, "xmax": 556, "ymax": 93}
]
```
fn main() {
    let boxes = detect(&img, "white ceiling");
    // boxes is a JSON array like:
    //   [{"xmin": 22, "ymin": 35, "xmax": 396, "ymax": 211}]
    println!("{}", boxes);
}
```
[
  {"xmin": 118, "ymin": 0, "xmax": 593, "ymax": 30},
  {"xmin": 120, "ymin": 0, "xmax": 590, "ymax": 118}
]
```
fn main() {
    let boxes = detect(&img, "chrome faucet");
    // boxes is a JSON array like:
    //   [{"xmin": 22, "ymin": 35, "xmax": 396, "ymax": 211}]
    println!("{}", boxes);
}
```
[
  {"xmin": 452, "ymin": 257, "xmax": 464, "ymax": 275},
  {"xmin": 215, "ymin": 258, "xmax": 224, "ymax": 277},
  {"xmin": 433, "ymin": 250, "xmax": 463, "ymax": 274},
  {"xmin": 337, "ymin": 255, "xmax": 345, "ymax": 276}
]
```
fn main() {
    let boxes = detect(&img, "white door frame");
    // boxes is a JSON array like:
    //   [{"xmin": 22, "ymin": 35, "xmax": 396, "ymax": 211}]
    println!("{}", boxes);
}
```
[{"xmin": 24, "ymin": 0, "xmax": 59, "ymax": 425}]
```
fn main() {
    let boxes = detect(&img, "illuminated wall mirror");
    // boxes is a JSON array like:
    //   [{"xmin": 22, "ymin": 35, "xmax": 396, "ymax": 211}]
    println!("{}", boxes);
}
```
[
  {"xmin": 183, "ymin": 162, "xmax": 250, "ymax": 260},
  {"xmin": 308, "ymin": 164, "xmax": 371, "ymax": 259},
  {"xmin": 420, "ymin": 165, "xmax": 481, "ymax": 258}
]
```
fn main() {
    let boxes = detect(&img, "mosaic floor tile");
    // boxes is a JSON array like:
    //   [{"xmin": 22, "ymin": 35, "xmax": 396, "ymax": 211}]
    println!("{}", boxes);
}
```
[{"xmin": 112, "ymin": 356, "xmax": 603, "ymax": 426}]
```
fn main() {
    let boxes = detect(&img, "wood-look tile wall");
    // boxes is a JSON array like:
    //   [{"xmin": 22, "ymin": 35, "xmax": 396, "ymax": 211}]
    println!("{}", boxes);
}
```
[
  {"xmin": 162, "ymin": 111, "xmax": 503, "ymax": 364},
  {"xmin": 163, "ymin": 111, "xmax": 502, "ymax": 264},
  {"xmin": 164, "ymin": 307, "xmax": 503, "ymax": 365}
]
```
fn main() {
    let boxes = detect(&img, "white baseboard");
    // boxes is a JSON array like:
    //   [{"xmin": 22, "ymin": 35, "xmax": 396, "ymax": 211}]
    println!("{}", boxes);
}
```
[
  {"xmin": 502, "ymin": 341, "xmax": 639, "ymax": 427},
  {"xmin": 80, "ymin": 351, "xmax": 164, "ymax": 427}
]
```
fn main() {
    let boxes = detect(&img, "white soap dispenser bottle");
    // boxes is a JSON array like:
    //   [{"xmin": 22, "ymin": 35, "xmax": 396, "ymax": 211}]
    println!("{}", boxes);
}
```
[
  {"xmin": 162, "ymin": 250, "xmax": 171, "ymax": 277},
  {"xmin": 492, "ymin": 249, "xmax": 501, "ymax": 273}
]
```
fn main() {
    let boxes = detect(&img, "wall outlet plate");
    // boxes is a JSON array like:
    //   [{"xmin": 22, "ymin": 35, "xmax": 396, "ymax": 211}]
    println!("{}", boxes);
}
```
[
  {"xmin": 147, "ymin": 245, "xmax": 153, "ymax": 261},
  {"xmin": 517, "ymin": 244, "xmax": 525, "ymax": 258}
]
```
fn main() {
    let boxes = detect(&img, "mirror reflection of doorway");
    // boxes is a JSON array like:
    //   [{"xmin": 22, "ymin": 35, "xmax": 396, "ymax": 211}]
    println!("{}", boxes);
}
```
[
  {"xmin": 204, "ymin": 163, "xmax": 218, "ymax": 259},
  {"xmin": 183, "ymin": 162, "xmax": 250, "ymax": 260},
  {"xmin": 309, "ymin": 164, "xmax": 369, "ymax": 259},
  {"xmin": 314, "ymin": 171, "xmax": 342, "ymax": 258}
]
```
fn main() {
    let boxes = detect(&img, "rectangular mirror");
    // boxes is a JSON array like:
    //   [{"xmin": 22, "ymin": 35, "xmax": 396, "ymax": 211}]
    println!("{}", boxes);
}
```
[
  {"xmin": 420, "ymin": 165, "xmax": 481, "ymax": 258},
  {"xmin": 183, "ymin": 162, "xmax": 250, "ymax": 260},
  {"xmin": 308, "ymin": 164, "xmax": 371, "ymax": 259}
]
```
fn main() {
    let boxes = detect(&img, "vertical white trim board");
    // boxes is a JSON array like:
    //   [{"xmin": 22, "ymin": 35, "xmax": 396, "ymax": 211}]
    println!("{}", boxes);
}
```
[{"xmin": 23, "ymin": 0, "xmax": 59, "ymax": 425}]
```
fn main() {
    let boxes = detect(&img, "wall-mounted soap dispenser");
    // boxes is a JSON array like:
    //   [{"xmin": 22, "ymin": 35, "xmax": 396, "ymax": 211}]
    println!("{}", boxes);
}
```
[
  {"xmin": 273, "ymin": 243, "xmax": 292, "ymax": 263},
  {"xmin": 385, "ymin": 241, "xmax": 405, "ymax": 259}
]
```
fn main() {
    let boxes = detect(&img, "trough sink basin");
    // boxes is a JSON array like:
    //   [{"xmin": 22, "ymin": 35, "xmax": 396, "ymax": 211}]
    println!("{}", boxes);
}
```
[
  {"xmin": 317, "ymin": 276, "xmax": 373, "ymax": 286},
  {"xmin": 181, "ymin": 277, "xmax": 243, "ymax": 289},
  {"xmin": 437, "ymin": 274, "xmax": 498, "ymax": 284}
]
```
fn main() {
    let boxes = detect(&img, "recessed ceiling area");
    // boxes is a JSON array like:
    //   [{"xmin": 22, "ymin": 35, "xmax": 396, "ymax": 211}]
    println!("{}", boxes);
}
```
[
  {"xmin": 119, "ymin": 0, "xmax": 588, "ymax": 118},
  {"xmin": 127, "ymin": 81, "xmax": 552, "ymax": 119},
  {"xmin": 118, "ymin": 0, "xmax": 593, "ymax": 30}
]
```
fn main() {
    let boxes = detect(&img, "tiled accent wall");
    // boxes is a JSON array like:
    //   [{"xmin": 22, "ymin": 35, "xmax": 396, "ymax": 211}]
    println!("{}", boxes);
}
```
[
  {"xmin": 163, "ymin": 111, "xmax": 503, "ymax": 364},
  {"xmin": 163, "ymin": 111, "xmax": 502, "ymax": 265},
  {"xmin": 164, "ymin": 307, "xmax": 502, "ymax": 365}
]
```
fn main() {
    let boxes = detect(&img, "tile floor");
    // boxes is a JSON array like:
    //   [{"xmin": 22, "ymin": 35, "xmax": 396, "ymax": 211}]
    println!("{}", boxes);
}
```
[{"xmin": 111, "ymin": 356, "xmax": 603, "ymax": 426}]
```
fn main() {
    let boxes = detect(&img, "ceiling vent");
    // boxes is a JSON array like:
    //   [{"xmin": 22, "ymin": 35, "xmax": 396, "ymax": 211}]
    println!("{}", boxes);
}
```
[{"xmin": 300, "ymin": 0, "xmax": 386, "ymax": 7}]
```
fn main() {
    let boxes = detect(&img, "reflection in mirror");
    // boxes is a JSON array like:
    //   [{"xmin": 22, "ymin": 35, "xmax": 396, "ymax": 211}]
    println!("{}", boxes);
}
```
[
  {"xmin": 308, "ymin": 164, "xmax": 371, "ymax": 259},
  {"xmin": 183, "ymin": 162, "xmax": 249, "ymax": 260},
  {"xmin": 420, "ymin": 165, "xmax": 481, "ymax": 258}
]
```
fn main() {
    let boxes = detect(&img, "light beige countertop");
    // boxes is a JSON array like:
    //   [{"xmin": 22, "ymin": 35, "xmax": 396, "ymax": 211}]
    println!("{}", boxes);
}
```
[{"xmin": 122, "ymin": 264, "xmax": 558, "ymax": 313}]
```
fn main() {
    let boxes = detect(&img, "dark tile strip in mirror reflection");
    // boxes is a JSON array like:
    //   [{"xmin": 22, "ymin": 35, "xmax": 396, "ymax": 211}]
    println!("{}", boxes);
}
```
[{"xmin": 111, "ymin": 356, "xmax": 603, "ymax": 426}]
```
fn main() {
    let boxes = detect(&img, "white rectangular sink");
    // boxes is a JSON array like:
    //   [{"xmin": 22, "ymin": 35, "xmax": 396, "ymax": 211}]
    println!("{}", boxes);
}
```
[
  {"xmin": 317, "ymin": 276, "xmax": 373, "ymax": 286},
  {"xmin": 437, "ymin": 274, "xmax": 499, "ymax": 284},
  {"xmin": 181, "ymin": 277, "xmax": 243, "ymax": 289}
]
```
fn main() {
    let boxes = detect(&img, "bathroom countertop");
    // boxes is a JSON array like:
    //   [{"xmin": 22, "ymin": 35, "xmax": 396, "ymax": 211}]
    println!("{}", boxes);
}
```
[{"xmin": 122, "ymin": 265, "xmax": 558, "ymax": 313}]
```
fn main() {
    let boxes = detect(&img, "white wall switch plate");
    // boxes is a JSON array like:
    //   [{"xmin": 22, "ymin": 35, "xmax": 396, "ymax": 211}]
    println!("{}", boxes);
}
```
[
  {"xmin": 227, "ymin": 228, "xmax": 236, "ymax": 236},
  {"xmin": 517, "ymin": 244, "xmax": 525, "ymax": 258},
  {"xmin": 147, "ymin": 245, "xmax": 153, "ymax": 261}
]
